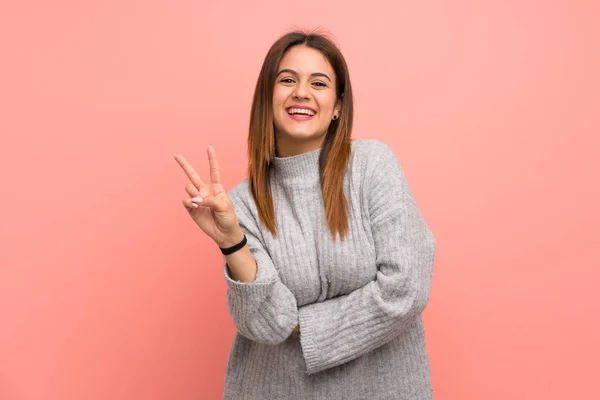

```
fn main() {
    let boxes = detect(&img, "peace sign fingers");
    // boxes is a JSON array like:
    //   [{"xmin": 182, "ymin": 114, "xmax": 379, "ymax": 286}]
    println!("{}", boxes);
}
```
[{"xmin": 174, "ymin": 145, "xmax": 242, "ymax": 248}]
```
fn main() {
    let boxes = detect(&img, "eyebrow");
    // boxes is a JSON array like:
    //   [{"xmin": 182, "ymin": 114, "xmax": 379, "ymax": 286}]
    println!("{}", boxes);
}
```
[{"xmin": 277, "ymin": 68, "xmax": 332, "ymax": 82}]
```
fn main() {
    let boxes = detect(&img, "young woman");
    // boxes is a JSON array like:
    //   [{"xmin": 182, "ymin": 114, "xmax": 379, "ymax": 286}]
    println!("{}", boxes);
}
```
[{"xmin": 174, "ymin": 31, "xmax": 437, "ymax": 400}]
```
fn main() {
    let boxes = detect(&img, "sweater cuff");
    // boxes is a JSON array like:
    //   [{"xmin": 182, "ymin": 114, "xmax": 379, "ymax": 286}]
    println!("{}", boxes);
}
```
[
  {"xmin": 298, "ymin": 303, "xmax": 326, "ymax": 374},
  {"xmin": 223, "ymin": 261, "xmax": 277, "ymax": 297}
]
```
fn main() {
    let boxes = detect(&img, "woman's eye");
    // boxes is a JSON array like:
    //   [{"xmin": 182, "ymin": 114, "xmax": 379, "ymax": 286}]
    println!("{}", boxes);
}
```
[
  {"xmin": 280, "ymin": 78, "xmax": 295, "ymax": 83},
  {"xmin": 312, "ymin": 81, "xmax": 326, "ymax": 87}
]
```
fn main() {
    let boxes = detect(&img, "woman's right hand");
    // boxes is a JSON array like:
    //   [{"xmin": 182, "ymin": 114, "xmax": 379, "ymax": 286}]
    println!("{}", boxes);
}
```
[{"xmin": 173, "ymin": 145, "xmax": 244, "ymax": 248}]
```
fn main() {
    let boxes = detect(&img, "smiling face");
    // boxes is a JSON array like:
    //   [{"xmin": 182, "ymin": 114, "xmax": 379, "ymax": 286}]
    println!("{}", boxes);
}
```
[{"xmin": 272, "ymin": 45, "xmax": 341, "ymax": 157}]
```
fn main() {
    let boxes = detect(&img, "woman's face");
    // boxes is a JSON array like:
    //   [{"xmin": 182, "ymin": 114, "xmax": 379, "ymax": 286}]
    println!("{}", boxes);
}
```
[{"xmin": 272, "ymin": 45, "xmax": 341, "ymax": 157}]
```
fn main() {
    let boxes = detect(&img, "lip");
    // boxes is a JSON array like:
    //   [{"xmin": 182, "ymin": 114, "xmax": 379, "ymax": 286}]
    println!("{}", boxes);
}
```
[{"xmin": 287, "ymin": 113, "xmax": 315, "ymax": 121}]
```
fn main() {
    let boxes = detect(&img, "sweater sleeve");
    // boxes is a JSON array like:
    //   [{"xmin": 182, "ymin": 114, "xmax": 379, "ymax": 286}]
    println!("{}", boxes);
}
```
[
  {"xmin": 297, "ymin": 143, "xmax": 436, "ymax": 374},
  {"xmin": 223, "ymin": 189, "xmax": 299, "ymax": 346}
]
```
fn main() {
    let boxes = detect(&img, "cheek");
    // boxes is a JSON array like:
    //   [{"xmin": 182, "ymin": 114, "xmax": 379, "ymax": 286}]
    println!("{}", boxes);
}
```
[
  {"xmin": 272, "ymin": 92, "xmax": 288, "ymax": 127},
  {"xmin": 272, "ymin": 88, "xmax": 287, "ymax": 109},
  {"xmin": 319, "ymin": 101, "xmax": 335, "ymax": 119},
  {"xmin": 318, "ymin": 96, "xmax": 337, "ymax": 116}
]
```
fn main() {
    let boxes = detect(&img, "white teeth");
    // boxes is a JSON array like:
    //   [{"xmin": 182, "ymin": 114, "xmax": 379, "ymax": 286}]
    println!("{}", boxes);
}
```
[{"xmin": 288, "ymin": 108, "xmax": 315, "ymax": 116}]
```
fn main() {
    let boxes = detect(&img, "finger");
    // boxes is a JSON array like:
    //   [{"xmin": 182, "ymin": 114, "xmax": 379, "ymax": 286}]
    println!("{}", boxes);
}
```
[
  {"xmin": 173, "ymin": 153, "xmax": 206, "ymax": 191},
  {"xmin": 207, "ymin": 145, "xmax": 222, "ymax": 184},
  {"xmin": 185, "ymin": 182, "xmax": 200, "ymax": 198},
  {"xmin": 182, "ymin": 198, "xmax": 198, "ymax": 211}
]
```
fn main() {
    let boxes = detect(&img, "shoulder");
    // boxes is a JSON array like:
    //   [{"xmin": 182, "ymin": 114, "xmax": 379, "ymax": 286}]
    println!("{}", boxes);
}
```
[
  {"xmin": 351, "ymin": 139, "xmax": 397, "ymax": 163},
  {"xmin": 350, "ymin": 139, "xmax": 400, "ymax": 176},
  {"xmin": 351, "ymin": 138, "xmax": 393, "ymax": 153}
]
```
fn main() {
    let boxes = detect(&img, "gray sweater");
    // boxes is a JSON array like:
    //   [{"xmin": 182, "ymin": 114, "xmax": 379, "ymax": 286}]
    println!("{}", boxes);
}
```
[{"xmin": 222, "ymin": 139, "xmax": 437, "ymax": 399}]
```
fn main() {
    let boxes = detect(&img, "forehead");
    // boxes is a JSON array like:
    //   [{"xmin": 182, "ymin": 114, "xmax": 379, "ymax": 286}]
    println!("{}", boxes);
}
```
[{"xmin": 279, "ymin": 45, "xmax": 335, "ymax": 77}]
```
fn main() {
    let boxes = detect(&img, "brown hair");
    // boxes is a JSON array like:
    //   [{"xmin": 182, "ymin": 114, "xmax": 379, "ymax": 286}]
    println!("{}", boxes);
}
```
[{"xmin": 247, "ymin": 30, "xmax": 354, "ymax": 240}]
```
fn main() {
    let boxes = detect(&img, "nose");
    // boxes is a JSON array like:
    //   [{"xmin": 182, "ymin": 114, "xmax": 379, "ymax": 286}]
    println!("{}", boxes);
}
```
[{"xmin": 292, "ymin": 80, "xmax": 310, "ymax": 100}]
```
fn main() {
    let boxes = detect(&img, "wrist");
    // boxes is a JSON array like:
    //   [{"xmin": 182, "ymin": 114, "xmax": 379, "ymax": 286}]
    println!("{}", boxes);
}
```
[{"xmin": 219, "ymin": 229, "xmax": 245, "ymax": 249}]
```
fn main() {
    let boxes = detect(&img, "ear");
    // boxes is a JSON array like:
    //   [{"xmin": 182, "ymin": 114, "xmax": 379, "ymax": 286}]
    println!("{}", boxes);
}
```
[{"xmin": 334, "ymin": 98, "xmax": 342, "ymax": 115}]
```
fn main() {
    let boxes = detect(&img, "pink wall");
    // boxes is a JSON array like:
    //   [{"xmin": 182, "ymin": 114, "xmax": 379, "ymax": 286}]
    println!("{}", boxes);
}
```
[{"xmin": 1, "ymin": 1, "xmax": 599, "ymax": 399}]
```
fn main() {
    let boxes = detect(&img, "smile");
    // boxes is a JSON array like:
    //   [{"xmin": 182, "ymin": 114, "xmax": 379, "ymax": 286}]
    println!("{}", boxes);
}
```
[
  {"xmin": 286, "ymin": 107, "xmax": 316, "ymax": 116},
  {"xmin": 286, "ymin": 106, "xmax": 316, "ymax": 121}
]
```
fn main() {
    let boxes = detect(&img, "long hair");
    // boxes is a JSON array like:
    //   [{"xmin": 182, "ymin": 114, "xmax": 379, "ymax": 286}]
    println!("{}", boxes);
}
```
[{"xmin": 247, "ymin": 30, "xmax": 354, "ymax": 240}]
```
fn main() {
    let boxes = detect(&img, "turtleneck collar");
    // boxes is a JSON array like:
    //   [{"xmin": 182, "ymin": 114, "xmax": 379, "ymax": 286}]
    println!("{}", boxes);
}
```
[{"xmin": 272, "ymin": 147, "xmax": 321, "ymax": 180}]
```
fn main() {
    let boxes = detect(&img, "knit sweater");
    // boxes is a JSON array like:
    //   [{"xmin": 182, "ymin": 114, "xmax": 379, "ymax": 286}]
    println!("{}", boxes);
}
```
[{"xmin": 222, "ymin": 139, "xmax": 437, "ymax": 400}]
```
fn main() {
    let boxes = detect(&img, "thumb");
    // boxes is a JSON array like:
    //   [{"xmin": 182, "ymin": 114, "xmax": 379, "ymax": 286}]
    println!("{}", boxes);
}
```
[{"xmin": 194, "ymin": 193, "xmax": 230, "ymax": 214}]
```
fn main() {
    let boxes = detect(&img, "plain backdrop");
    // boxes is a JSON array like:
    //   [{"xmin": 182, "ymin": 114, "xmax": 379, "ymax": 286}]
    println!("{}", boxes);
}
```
[{"xmin": 1, "ymin": 1, "xmax": 599, "ymax": 399}]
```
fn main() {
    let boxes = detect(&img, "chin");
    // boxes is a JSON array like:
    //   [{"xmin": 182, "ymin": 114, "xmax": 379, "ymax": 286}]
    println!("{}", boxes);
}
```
[
  {"xmin": 287, "ymin": 131, "xmax": 324, "ymax": 141},
  {"xmin": 282, "ymin": 124, "xmax": 324, "ymax": 138}
]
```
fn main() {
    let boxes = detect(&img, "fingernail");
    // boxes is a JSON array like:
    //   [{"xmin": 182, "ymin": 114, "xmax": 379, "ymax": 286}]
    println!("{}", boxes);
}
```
[
  {"xmin": 191, "ymin": 203, "xmax": 198, "ymax": 208},
  {"xmin": 192, "ymin": 197, "xmax": 203, "ymax": 203}
]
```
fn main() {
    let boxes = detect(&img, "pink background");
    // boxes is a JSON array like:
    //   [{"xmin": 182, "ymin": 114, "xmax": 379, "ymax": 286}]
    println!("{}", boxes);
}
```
[{"xmin": 1, "ymin": 1, "xmax": 599, "ymax": 399}]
